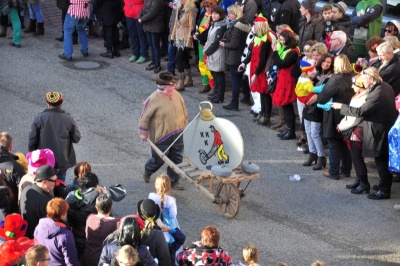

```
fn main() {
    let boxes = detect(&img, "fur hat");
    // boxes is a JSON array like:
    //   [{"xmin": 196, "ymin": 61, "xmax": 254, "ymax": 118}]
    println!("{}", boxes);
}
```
[
  {"xmin": 137, "ymin": 199, "xmax": 160, "ymax": 222},
  {"xmin": 301, "ymin": 0, "xmax": 316, "ymax": 11},
  {"xmin": 26, "ymin": 149, "xmax": 55, "ymax": 175},
  {"xmin": 154, "ymin": 72, "xmax": 176, "ymax": 86},
  {"xmin": 46, "ymin": 91, "xmax": 63, "ymax": 107},
  {"xmin": 34, "ymin": 164, "xmax": 57, "ymax": 182},
  {"xmin": 333, "ymin": 1, "xmax": 347, "ymax": 14},
  {"xmin": 0, "ymin": 237, "xmax": 35, "ymax": 265},
  {"xmin": 0, "ymin": 214, "xmax": 28, "ymax": 240}
]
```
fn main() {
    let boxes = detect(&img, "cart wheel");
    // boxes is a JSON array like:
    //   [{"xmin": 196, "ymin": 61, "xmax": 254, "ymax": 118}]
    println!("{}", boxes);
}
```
[
  {"xmin": 216, "ymin": 183, "xmax": 240, "ymax": 218},
  {"xmin": 199, "ymin": 150, "xmax": 208, "ymax": 165}
]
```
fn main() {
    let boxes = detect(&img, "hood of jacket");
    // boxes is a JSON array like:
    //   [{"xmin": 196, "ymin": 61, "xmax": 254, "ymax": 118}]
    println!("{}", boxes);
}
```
[
  {"xmin": 234, "ymin": 17, "xmax": 251, "ymax": 33},
  {"xmin": 212, "ymin": 16, "xmax": 229, "ymax": 28},
  {"xmin": 67, "ymin": 187, "xmax": 99, "ymax": 206},
  {"xmin": 0, "ymin": 146, "xmax": 18, "ymax": 163},
  {"xmin": 300, "ymin": 12, "xmax": 322, "ymax": 27},
  {"xmin": 36, "ymin": 218, "xmax": 69, "ymax": 239},
  {"xmin": 337, "ymin": 15, "xmax": 351, "ymax": 27}
]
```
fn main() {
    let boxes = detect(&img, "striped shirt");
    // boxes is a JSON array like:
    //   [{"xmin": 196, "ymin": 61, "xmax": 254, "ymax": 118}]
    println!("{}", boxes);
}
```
[{"xmin": 68, "ymin": 0, "xmax": 91, "ymax": 19}]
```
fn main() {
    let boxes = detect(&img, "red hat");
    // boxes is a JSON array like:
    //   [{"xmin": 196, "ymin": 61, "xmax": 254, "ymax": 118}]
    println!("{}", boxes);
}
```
[
  {"xmin": 0, "ymin": 214, "xmax": 28, "ymax": 241},
  {"xmin": 254, "ymin": 13, "xmax": 267, "ymax": 23},
  {"xmin": 0, "ymin": 237, "xmax": 35, "ymax": 266},
  {"xmin": 26, "ymin": 149, "xmax": 55, "ymax": 175}
]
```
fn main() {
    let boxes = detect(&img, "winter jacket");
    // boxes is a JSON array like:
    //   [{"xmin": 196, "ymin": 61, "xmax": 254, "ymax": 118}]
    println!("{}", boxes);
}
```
[
  {"xmin": 139, "ymin": 0, "xmax": 164, "ymax": 33},
  {"xmin": 317, "ymin": 73, "xmax": 354, "ymax": 139},
  {"xmin": 223, "ymin": 17, "xmax": 251, "ymax": 66},
  {"xmin": 34, "ymin": 218, "xmax": 80, "ymax": 266},
  {"xmin": 171, "ymin": 5, "xmax": 198, "ymax": 48},
  {"xmin": 298, "ymin": 12, "xmax": 324, "ymax": 51},
  {"xmin": 141, "ymin": 228, "xmax": 171, "ymax": 266},
  {"xmin": 237, "ymin": 0, "xmax": 257, "ymax": 24},
  {"xmin": 28, "ymin": 108, "xmax": 81, "ymax": 171},
  {"xmin": 378, "ymin": 56, "xmax": 400, "ymax": 96},
  {"xmin": 275, "ymin": 0, "xmax": 300, "ymax": 34},
  {"xmin": 341, "ymin": 82, "xmax": 398, "ymax": 157},
  {"xmin": 177, "ymin": 246, "xmax": 232, "ymax": 266},
  {"xmin": 204, "ymin": 17, "xmax": 228, "ymax": 72},
  {"xmin": 65, "ymin": 187, "xmax": 99, "ymax": 256},
  {"xmin": 331, "ymin": 40, "xmax": 357, "ymax": 64},
  {"xmin": 99, "ymin": 242, "xmax": 157, "ymax": 266},
  {"xmin": 336, "ymin": 15, "xmax": 351, "ymax": 37},
  {"xmin": 0, "ymin": 146, "xmax": 25, "ymax": 213},
  {"xmin": 124, "ymin": 0, "xmax": 144, "ymax": 18},
  {"xmin": 0, "ymin": 186, "xmax": 11, "ymax": 216},
  {"xmin": 261, "ymin": 0, "xmax": 281, "ymax": 31},
  {"xmin": 20, "ymin": 183, "xmax": 54, "ymax": 239},
  {"xmin": 95, "ymin": 0, "xmax": 123, "ymax": 26},
  {"xmin": 337, "ymin": 89, "xmax": 369, "ymax": 132}
]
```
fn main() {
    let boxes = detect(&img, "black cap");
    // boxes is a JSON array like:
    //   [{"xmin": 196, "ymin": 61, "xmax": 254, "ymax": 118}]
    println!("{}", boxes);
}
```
[{"xmin": 34, "ymin": 164, "xmax": 57, "ymax": 182}]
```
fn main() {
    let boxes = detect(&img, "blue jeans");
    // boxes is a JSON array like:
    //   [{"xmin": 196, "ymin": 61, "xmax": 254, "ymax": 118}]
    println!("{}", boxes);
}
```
[
  {"xmin": 126, "ymin": 18, "xmax": 148, "ymax": 57},
  {"xmin": 63, "ymin": 14, "xmax": 89, "ymax": 57},
  {"xmin": 327, "ymin": 138, "xmax": 352, "ymax": 176},
  {"xmin": 56, "ymin": 169, "xmax": 67, "ymax": 182},
  {"xmin": 146, "ymin": 32, "xmax": 161, "ymax": 65},
  {"xmin": 229, "ymin": 65, "xmax": 242, "ymax": 108},
  {"xmin": 28, "ymin": 3, "xmax": 43, "ymax": 22},
  {"xmin": 145, "ymin": 134, "xmax": 183, "ymax": 184},
  {"xmin": 304, "ymin": 119, "xmax": 324, "ymax": 157},
  {"xmin": 167, "ymin": 42, "xmax": 176, "ymax": 74}
]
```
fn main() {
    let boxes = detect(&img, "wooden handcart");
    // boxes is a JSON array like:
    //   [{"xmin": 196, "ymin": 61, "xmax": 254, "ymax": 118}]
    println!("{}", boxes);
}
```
[{"xmin": 147, "ymin": 140, "xmax": 260, "ymax": 218}]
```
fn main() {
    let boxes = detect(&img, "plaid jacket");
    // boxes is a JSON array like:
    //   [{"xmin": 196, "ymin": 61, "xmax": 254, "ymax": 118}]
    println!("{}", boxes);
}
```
[{"xmin": 177, "ymin": 247, "xmax": 232, "ymax": 266}]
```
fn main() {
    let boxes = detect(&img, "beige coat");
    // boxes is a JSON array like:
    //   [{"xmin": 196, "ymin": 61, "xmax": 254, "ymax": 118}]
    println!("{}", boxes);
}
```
[{"xmin": 171, "ymin": 6, "xmax": 198, "ymax": 49}]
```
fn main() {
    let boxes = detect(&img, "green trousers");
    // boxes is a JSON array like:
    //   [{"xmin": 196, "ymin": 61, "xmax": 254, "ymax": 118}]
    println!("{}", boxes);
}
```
[{"xmin": 9, "ymin": 7, "xmax": 21, "ymax": 45}]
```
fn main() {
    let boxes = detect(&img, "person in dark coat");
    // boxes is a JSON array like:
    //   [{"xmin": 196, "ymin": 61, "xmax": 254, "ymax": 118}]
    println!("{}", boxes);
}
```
[
  {"xmin": 221, "ymin": 5, "xmax": 251, "ymax": 111},
  {"xmin": 274, "ymin": 0, "xmax": 300, "ymax": 35},
  {"xmin": 20, "ymin": 165, "xmax": 56, "ymax": 239},
  {"xmin": 329, "ymin": 30, "xmax": 357, "ymax": 64},
  {"xmin": 332, "ymin": 67, "xmax": 398, "ymax": 200},
  {"xmin": 0, "ymin": 132, "xmax": 25, "ymax": 214},
  {"xmin": 331, "ymin": 1, "xmax": 351, "ymax": 37},
  {"xmin": 0, "ymin": 169, "xmax": 12, "ymax": 216},
  {"xmin": 139, "ymin": 0, "xmax": 165, "ymax": 73},
  {"xmin": 96, "ymin": 0, "xmax": 124, "ymax": 58},
  {"xmin": 28, "ymin": 92, "xmax": 81, "ymax": 182},
  {"xmin": 261, "ymin": 0, "xmax": 281, "ymax": 32},
  {"xmin": 307, "ymin": 54, "xmax": 354, "ymax": 180},
  {"xmin": 376, "ymin": 42, "xmax": 400, "ymax": 96},
  {"xmin": 298, "ymin": 0, "xmax": 323, "ymax": 51}
]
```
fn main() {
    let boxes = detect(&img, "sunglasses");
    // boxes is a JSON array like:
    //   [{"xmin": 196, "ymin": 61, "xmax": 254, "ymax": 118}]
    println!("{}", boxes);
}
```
[
  {"xmin": 384, "ymin": 29, "xmax": 392, "ymax": 33},
  {"xmin": 46, "ymin": 178, "xmax": 57, "ymax": 183}
]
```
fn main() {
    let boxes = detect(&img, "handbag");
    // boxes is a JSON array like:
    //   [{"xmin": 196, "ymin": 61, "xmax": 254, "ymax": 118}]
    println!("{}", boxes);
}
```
[{"xmin": 108, "ymin": 184, "xmax": 126, "ymax": 202}]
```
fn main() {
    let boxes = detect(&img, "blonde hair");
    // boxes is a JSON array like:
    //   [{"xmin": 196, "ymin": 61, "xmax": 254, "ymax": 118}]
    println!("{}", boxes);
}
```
[
  {"xmin": 243, "ymin": 244, "xmax": 259, "ymax": 266},
  {"xmin": 155, "ymin": 174, "xmax": 171, "ymax": 209},
  {"xmin": 254, "ymin": 21, "xmax": 270, "ymax": 37},
  {"xmin": 311, "ymin": 261, "xmax": 327, "ymax": 266},
  {"xmin": 115, "ymin": 245, "xmax": 139, "ymax": 265},
  {"xmin": 178, "ymin": 0, "xmax": 196, "ymax": 10},
  {"xmin": 276, "ymin": 24, "xmax": 291, "ymax": 34},
  {"xmin": 227, "ymin": 4, "xmax": 243, "ymax": 19},
  {"xmin": 384, "ymin": 36, "xmax": 400, "ymax": 50},
  {"xmin": 363, "ymin": 67, "xmax": 383, "ymax": 83},
  {"xmin": 333, "ymin": 54, "xmax": 352, "ymax": 74},
  {"xmin": 310, "ymin": 42, "xmax": 327, "ymax": 55},
  {"xmin": 25, "ymin": 245, "xmax": 49, "ymax": 266}
]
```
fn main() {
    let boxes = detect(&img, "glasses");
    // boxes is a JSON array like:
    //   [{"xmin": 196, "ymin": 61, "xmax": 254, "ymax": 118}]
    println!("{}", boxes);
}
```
[
  {"xmin": 46, "ymin": 178, "xmax": 57, "ymax": 183},
  {"xmin": 205, "ymin": 3, "xmax": 213, "ymax": 7},
  {"xmin": 384, "ymin": 29, "xmax": 392, "ymax": 33}
]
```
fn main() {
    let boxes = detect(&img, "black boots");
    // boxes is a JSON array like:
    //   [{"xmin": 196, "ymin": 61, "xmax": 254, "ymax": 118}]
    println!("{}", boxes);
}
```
[
  {"xmin": 303, "ymin": 153, "xmax": 317, "ymax": 166},
  {"xmin": 278, "ymin": 127, "xmax": 296, "ymax": 140},
  {"xmin": 351, "ymin": 184, "xmax": 370, "ymax": 194},
  {"xmin": 346, "ymin": 178, "xmax": 360, "ymax": 189},
  {"xmin": 33, "ymin": 22, "xmax": 45, "ymax": 36},
  {"xmin": 24, "ymin": 19, "xmax": 36, "ymax": 33},
  {"xmin": 113, "ymin": 46, "xmax": 121, "ymax": 57},
  {"xmin": 313, "ymin": 156, "xmax": 326, "ymax": 170},
  {"xmin": 101, "ymin": 49, "xmax": 113, "ymax": 58}
]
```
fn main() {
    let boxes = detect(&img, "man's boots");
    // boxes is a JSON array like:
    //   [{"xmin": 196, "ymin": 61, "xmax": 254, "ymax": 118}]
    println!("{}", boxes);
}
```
[
  {"xmin": 176, "ymin": 73, "xmax": 185, "ymax": 91},
  {"xmin": 184, "ymin": 69, "xmax": 193, "ymax": 87},
  {"xmin": 271, "ymin": 106, "xmax": 286, "ymax": 130},
  {"xmin": 24, "ymin": 19, "xmax": 36, "ymax": 34},
  {"xmin": 33, "ymin": 22, "xmax": 44, "ymax": 36},
  {"xmin": 100, "ymin": 49, "xmax": 113, "ymax": 58}
]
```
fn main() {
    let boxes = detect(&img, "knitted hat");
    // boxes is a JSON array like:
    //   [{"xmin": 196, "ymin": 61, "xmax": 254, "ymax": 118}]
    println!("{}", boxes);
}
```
[
  {"xmin": 300, "ymin": 60, "xmax": 314, "ymax": 72},
  {"xmin": 34, "ymin": 164, "xmax": 57, "ymax": 182},
  {"xmin": 254, "ymin": 13, "xmax": 267, "ymax": 23},
  {"xmin": 154, "ymin": 72, "xmax": 176, "ymax": 86},
  {"xmin": 46, "ymin": 91, "xmax": 63, "ymax": 107},
  {"xmin": 0, "ymin": 214, "xmax": 28, "ymax": 241},
  {"xmin": 333, "ymin": 1, "xmax": 347, "ymax": 14},
  {"xmin": 0, "ymin": 237, "xmax": 35, "ymax": 265},
  {"xmin": 26, "ymin": 149, "xmax": 55, "ymax": 175},
  {"xmin": 211, "ymin": 5, "xmax": 225, "ymax": 20},
  {"xmin": 301, "ymin": 0, "xmax": 316, "ymax": 11}
]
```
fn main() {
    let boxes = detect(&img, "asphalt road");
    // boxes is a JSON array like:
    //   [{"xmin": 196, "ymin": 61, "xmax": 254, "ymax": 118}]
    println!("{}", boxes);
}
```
[{"xmin": 1, "ymin": 33, "xmax": 400, "ymax": 266}]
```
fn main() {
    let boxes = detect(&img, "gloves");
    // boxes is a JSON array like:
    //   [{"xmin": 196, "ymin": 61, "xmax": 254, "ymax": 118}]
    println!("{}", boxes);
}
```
[
  {"xmin": 351, "ymin": 16, "xmax": 362, "ymax": 25},
  {"xmin": 2, "ymin": 5, "xmax": 9, "ymax": 16}
]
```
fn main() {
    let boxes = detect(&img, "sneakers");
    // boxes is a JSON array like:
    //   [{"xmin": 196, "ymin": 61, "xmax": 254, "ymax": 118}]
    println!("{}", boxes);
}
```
[
  {"xmin": 58, "ymin": 54, "xmax": 72, "ymax": 61},
  {"xmin": 172, "ymin": 182, "xmax": 184, "ymax": 190},
  {"xmin": 136, "ymin": 56, "xmax": 148, "ymax": 64},
  {"xmin": 129, "ymin": 55, "xmax": 138, "ymax": 62}
]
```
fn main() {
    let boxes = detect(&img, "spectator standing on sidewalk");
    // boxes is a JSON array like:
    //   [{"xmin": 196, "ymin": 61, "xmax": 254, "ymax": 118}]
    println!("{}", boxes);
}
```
[
  {"xmin": 23, "ymin": 0, "xmax": 45, "ymax": 36},
  {"xmin": 29, "ymin": 92, "xmax": 81, "ymax": 182},
  {"xmin": 0, "ymin": 0, "xmax": 23, "ymax": 47},
  {"xmin": 58, "ymin": 0, "xmax": 91, "ymax": 61}
]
